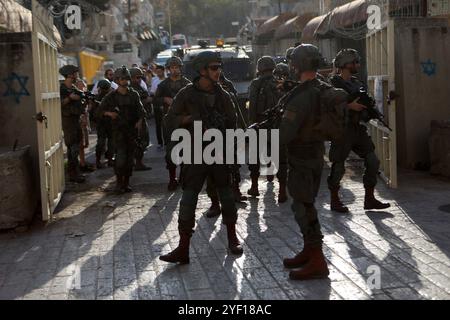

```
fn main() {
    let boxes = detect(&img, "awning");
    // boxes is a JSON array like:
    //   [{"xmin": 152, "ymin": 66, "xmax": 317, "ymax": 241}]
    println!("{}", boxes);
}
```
[
  {"xmin": 329, "ymin": 0, "xmax": 368, "ymax": 30},
  {"xmin": 256, "ymin": 12, "xmax": 297, "ymax": 36},
  {"xmin": 0, "ymin": 0, "xmax": 62, "ymax": 47},
  {"xmin": 0, "ymin": 0, "xmax": 32, "ymax": 32},
  {"xmin": 274, "ymin": 13, "xmax": 316, "ymax": 40},
  {"xmin": 301, "ymin": 14, "xmax": 331, "ymax": 41}
]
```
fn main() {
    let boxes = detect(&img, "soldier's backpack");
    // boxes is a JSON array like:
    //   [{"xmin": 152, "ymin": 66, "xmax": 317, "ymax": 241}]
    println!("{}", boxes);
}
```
[{"xmin": 281, "ymin": 79, "xmax": 347, "ymax": 143}]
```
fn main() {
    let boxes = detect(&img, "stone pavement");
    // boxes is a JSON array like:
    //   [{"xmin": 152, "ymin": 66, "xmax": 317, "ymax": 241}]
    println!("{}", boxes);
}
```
[{"xmin": 0, "ymin": 120, "xmax": 449, "ymax": 300}]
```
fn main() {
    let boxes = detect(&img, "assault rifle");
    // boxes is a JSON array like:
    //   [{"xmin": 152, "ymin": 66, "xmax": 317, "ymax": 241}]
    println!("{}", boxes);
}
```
[{"xmin": 349, "ymin": 88, "xmax": 392, "ymax": 132}]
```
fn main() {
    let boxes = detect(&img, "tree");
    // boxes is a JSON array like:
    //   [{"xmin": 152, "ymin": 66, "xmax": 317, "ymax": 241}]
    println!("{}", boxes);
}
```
[{"xmin": 153, "ymin": 0, "xmax": 251, "ymax": 38}]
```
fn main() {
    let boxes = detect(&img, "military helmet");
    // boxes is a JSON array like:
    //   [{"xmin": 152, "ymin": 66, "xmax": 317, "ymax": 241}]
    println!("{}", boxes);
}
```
[
  {"xmin": 59, "ymin": 64, "xmax": 79, "ymax": 77},
  {"xmin": 285, "ymin": 47, "xmax": 295, "ymax": 60},
  {"xmin": 129, "ymin": 67, "xmax": 144, "ymax": 78},
  {"xmin": 192, "ymin": 51, "xmax": 222, "ymax": 73},
  {"xmin": 334, "ymin": 48, "xmax": 360, "ymax": 69},
  {"xmin": 273, "ymin": 63, "xmax": 290, "ymax": 78},
  {"xmin": 257, "ymin": 56, "xmax": 276, "ymax": 73},
  {"xmin": 114, "ymin": 66, "xmax": 131, "ymax": 80},
  {"xmin": 97, "ymin": 79, "xmax": 112, "ymax": 90},
  {"xmin": 165, "ymin": 56, "xmax": 183, "ymax": 68},
  {"xmin": 290, "ymin": 44, "xmax": 322, "ymax": 72}
]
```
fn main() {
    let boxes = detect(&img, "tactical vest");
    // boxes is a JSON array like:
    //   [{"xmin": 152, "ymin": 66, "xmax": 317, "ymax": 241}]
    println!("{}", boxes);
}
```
[{"xmin": 284, "ymin": 80, "xmax": 347, "ymax": 143}]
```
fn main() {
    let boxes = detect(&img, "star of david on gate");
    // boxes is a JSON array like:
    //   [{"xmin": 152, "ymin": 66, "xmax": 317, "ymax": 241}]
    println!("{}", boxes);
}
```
[
  {"xmin": 420, "ymin": 59, "xmax": 437, "ymax": 77},
  {"xmin": 2, "ymin": 72, "xmax": 31, "ymax": 104}
]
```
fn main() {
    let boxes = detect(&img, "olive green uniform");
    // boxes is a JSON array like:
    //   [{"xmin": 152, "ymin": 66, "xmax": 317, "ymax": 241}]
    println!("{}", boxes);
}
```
[
  {"xmin": 60, "ymin": 83, "xmax": 83, "ymax": 174},
  {"xmin": 248, "ymin": 74, "xmax": 284, "ymax": 182},
  {"xmin": 327, "ymin": 75, "xmax": 379, "ymax": 190},
  {"xmin": 280, "ymin": 79, "xmax": 347, "ymax": 246},
  {"xmin": 93, "ymin": 92, "xmax": 114, "ymax": 161},
  {"xmin": 98, "ymin": 88, "xmax": 144, "ymax": 177},
  {"xmin": 165, "ymin": 80, "xmax": 238, "ymax": 234},
  {"xmin": 131, "ymin": 84, "xmax": 151, "ymax": 160},
  {"xmin": 154, "ymin": 77, "xmax": 191, "ymax": 170}
]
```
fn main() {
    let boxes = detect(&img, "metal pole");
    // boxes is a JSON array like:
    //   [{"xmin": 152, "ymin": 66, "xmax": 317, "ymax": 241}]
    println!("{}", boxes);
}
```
[
  {"xmin": 168, "ymin": 0, "xmax": 172, "ymax": 46},
  {"xmin": 128, "ymin": 0, "xmax": 132, "ymax": 32},
  {"xmin": 278, "ymin": 0, "xmax": 282, "ymax": 14}
]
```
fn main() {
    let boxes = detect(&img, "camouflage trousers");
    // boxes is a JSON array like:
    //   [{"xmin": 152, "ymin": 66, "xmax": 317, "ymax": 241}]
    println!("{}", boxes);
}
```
[
  {"xmin": 178, "ymin": 164, "xmax": 238, "ymax": 234},
  {"xmin": 327, "ymin": 124, "xmax": 379, "ymax": 190}
]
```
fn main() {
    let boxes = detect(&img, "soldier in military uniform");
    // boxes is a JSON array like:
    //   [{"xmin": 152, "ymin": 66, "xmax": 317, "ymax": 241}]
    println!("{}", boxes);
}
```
[
  {"xmin": 205, "ymin": 73, "xmax": 248, "ymax": 218},
  {"xmin": 92, "ymin": 79, "xmax": 114, "ymax": 168},
  {"xmin": 327, "ymin": 49, "xmax": 390, "ymax": 212},
  {"xmin": 154, "ymin": 57, "xmax": 191, "ymax": 190},
  {"xmin": 59, "ymin": 65, "xmax": 86, "ymax": 183},
  {"xmin": 130, "ymin": 67, "xmax": 152, "ymax": 171},
  {"xmin": 160, "ymin": 51, "xmax": 243, "ymax": 265},
  {"xmin": 279, "ymin": 44, "xmax": 348, "ymax": 280},
  {"xmin": 247, "ymin": 56, "xmax": 287, "ymax": 203},
  {"xmin": 98, "ymin": 66, "xmax": 145, "ymax": 193}
]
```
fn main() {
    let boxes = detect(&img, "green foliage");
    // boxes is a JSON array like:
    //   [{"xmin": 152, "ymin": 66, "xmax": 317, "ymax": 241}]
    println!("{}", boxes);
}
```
[{"xmin": 154, "ymin": 0, "xmax": 251, "ymax": 37}]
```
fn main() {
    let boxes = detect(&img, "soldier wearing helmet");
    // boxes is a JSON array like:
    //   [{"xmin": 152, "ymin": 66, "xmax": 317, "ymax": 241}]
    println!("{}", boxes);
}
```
[
  {"xmin": 160, "ymin": 50, "xmax": 243, "ymax": 265},
  {"xmin": 59, "ymin": 64, "xmax": 86, "ymax": 183},
  {"xmin": 279, "ymin": 44, "xmax": 349, "ymax": 281},
  {"xmin": 130, "ymin": 67, "xmax": 152, "ymax": 171},
  {"xmin": 327, "ymin": 48, "xmax": 390, "ymax": 213},
  {"xmin": 247, "ymin": 56, "xmax": 286, "ymax": 203},
  {"xmin": 92, "ymin": 79, "xmax": 114, "ymax": 169},
  {"xmin": 154, "ymin": 56, "xmax": 191, "ymax": 191},
  {"xmin": 98, "ymin": 66, "xmax": 145, "ymax": 193},
  {"xmin": 204, "ymin": 72, "xmax": 249, "ymax": 219}
]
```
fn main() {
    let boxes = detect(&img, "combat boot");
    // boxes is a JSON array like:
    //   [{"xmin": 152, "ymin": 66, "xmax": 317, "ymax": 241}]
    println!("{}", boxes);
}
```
[
  {"xmin": 330, "ymin": 187, "xmax": 349, "ymax": 213},
  {"xmin": 168, "ymin": 167, "xmax": 178, "ymax": 191},
  {"xmin": 233, "ymin": 186, "xmax": 248, "ymax": 202},
  {"xmin": 115, "ymin": 175, "xmax": 125, "ymax": 194},
  {"xmin": 123, "ymin": 176, "xmax": 132, "ymax": 193},
  {"xmin": 226, "ymin": 223, "xmax": 243, "ymax": 255},
  {"xmin": 278, "ymin": 183, "xmax": 288, "ymax": 204},
  {"xmin": 159, "ymin": 231, "xmax": 191, "ymax": 264},
  {"xmin": 364, "ymin": 187, "xmax": 390, "ymax": 210},
  {"xmin": 283, "ymin": 242, "xmax": 312, "ymax": 269},
  {"xmin": 206, "ymin": 199, "xmax": 221, "ymax": 218},
  {"xmin": 96, "ymin": 152, "xmax": 103, "ymax": 169},
  {"xmin": 135, "ymin": 157, "xmax": 152, "ymax": 171},
  {"xmin": 247, "ymin": 176, "xmax": 259, "ymax": 197},
  {"xmin": 107, "ymin": 156, "xmax": 114, "ymax": 167},
  {"xmin": 289, "ymin": 246, "xmax": 329, "ymax": 281},
  {"xmin": 68, "ymin": 165, "xmax": 86, "ymax": 183}
]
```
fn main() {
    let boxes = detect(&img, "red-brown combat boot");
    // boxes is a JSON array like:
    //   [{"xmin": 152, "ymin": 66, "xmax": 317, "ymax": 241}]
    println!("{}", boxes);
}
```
[
  {"xmin": 364, "ymin": 187, "xmax": 390, "ymax": 210},
  {"xmin": 159, "ymin": 231, "xmax": 191, "ymax": 264},
  {"xmin": 330, "ymin": 187, "xmax": 349, "ymax": 213},
  {"xmin": 226, "ymin": 224, "xmax": 243, "ymax": 255},
  {"xmin": 289, "ymin": 246, "xmax": 329, "ymax": 281},
  {"xmin": 247, "ymin": 176, "xmax": 260, "ymax": 197},
  {"xmin": 278, "ymin": 183, "xmax": 288, "ymax": 204},
  {"xmin": 283, "ymin": 243, "xmax": 312, "ymax": 269}
]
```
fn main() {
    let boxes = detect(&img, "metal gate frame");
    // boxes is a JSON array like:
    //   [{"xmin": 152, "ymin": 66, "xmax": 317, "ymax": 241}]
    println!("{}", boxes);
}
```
[
  {"xmin": 31, "ymin": 0, "xmax": 65, "ymax": 221},
  {"xmin": 366, "ymin": 19, "xmax": 398, "ymax": 188}
]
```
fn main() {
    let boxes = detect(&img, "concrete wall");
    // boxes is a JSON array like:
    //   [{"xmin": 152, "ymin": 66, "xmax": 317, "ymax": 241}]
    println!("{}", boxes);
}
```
[{"xmin": 394, "ymin": 18, "xmax": 450, "ymax": 169}]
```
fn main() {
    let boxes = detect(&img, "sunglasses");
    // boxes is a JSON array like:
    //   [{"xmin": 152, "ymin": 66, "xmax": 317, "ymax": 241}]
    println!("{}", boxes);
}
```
[{"xmin": 208, "ymin": 64, "xmax": 223, "ymax": 71}]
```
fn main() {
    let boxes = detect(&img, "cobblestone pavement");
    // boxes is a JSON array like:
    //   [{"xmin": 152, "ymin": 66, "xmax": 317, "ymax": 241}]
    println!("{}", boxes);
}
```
[{"xmin": 0, "ymin": 120, "xmax": 449, "ymax": 300}]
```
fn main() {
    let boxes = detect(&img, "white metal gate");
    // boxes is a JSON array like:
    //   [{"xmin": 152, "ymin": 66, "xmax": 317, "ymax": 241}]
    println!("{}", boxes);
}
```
[
  {"xmin": 366, "ymin": 20, "xmax": 398, "ymax": 188},
  {"xmin": 31, "ymin": 0, "xmax": 65, "ymax": 221}
]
